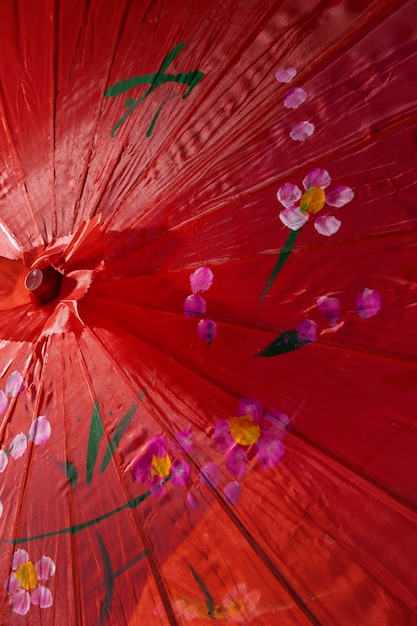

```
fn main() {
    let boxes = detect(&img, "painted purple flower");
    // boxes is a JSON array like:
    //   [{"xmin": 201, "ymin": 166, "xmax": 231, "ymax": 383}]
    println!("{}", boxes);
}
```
[
  {"xmin": 213, "ymin": 399, "xmax": 288, "ymax": 478},
  {"xmin": 190, "ymin": 266, "xmax": 214, "ymax": 293},
  {"xmin": 317, "ymin": 296, "xmax": 342, "ymax": 326},
  {"xmin": 284, "ymin": 87, "xmax": 307, "ymax": 109},
  {"xmin": 5, "ymin": 371, "xmax": 24, "ymax": 397},
  {"xmin": 197, "ymin": 318, "xmax": 217, "ymax": 343},
  {"xmin": 28, "ymin": 416, "xmax": 51, "ymax": 445},
  {"xmin": 290, "ymin": 121, "xmax": 315, "ymax": 141},
  {"xmin": 356, "ymin": 289, "xmax": 383, "ymax": 319},
  {"xmin": 6, "ymin": 549, "xmax": 55, "ymax": 616},
  {"xmin": 133, "ymin": 435, "xmax": 190, "ymax": 496},
  {"xmin": 275, "ymin": 67, "xmax": 297, "ymax": 83},
  {"xmin": 277, "ymin": 168, "xmax": 354, "ymax": 236},
  {"xmin": 183, "ymin": 294, "xmax": 206, "ymax": 318}
]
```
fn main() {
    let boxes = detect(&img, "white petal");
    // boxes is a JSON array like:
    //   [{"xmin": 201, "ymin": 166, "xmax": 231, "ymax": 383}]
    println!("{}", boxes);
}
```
[
  {"xmin": 303, "ymin": 168, "xmax": 331, "ymax": 190},
  {"xmin": 314, "ymin": 216, "xmax": 341, "ymax": 236},
  {"xmin": 275, "ymin": 67, "xmax": 297, "ymax": 83},
  {"xmin": 325, "ymin": 185, "xmax": 355, "ymax": 207},
  {"xmin": 290, "ymin": 121, "xmax": 315, "ymax": 141},
  {"xmin": 279, "ymin": 207, "xmax": 309, "ymax": 231},
  {"xmin": 277, "ymin": 183, "xmax": 302, "ymax": 208},
  {"xmin": 284, "ymin": 87, "xmax": 307, "ymax": 109}
]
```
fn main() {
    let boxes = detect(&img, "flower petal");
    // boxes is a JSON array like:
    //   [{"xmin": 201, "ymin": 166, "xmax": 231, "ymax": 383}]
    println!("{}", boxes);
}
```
[
  {"xmin": 0, "ymin": 500, "xmax": 2, "ymax": 518},
  {"xmin": 275, "ymin": 67, "xmax": 297, "ymax": 83},
  {"xmin": 183, "ymin": 294, "xmax": 206, "ymax": 318},
  {"xmin": 314, "ymin": 215, "xmax": 341, "ymax": 236},
  {"xmin": 0, "ymin": 450, "xmax": 8, "ymax": 473},
  {"xmin": 199, "ymin": 462, "xmax": 220, "ymax": 488},
  {"xmin": 255, "ymin": 438, "xmax": 285, "ymax": 469},
  {"xmin": 303, "ymin": 168, "xmax": 331, "ymax": 190},
  {"xmin": 10, "ymin": 433, "xmax": 27, "ymax": 460},
  {"xmin": 284, "ymin": 87, "xmax": 307, "ymax": 109},
  {"xmin": 171, "ymin": 459, "xmax": 191, "ymax": 487},
  {"xmin": 237, "ymin": 398, "xmax": 263, "ymax": 422},
  {"xmin": 213, "ymin": 419, "xmax": 233, "ymax": 452},
  {"xmin": 290, "ymin": 121, "xmax": 315, "ymax": 141},
  {"xmin": 223, "ymin": 481, "xmax": 241, "ymax": 506},
  {"xmin": 186, "ymin": 492, "xmax": 199, "ymax": 510},
  {"xmin": 132, "ymin": 452, "xmax": 152, "ymax": 483},
  {"xmin": 226, "ymin": 446, "xmax": 248, "ymax": 477},
  {"xmin": 189, "ymin": 266, "xmax": 213, "ymax": 293},
  {"xmin": 31, "ymin": 585, "xmax": 53, "ymax": 608},
  {"xmin": 277, "ymin": 183, "xmax": 302, "ymax": 209},
  {"xmin": 356, "ymin": 289, "xmax": 383, "ymax": 319},
  {"xmin": 325, "ymin": 185, "xmax": 354, "ymax": 207},
  {"xmin": 147, "ymin": 436, "xmax": 168, "ymax": 457},
  {"xmin": 36, "ymin": 557, "xmax": 56, "ymax": 581},
  {"xmin": 10, "ymin": 589, "xmax": 31, "ymax": 615},
  {"xmin": 12, "ymin": 549, "xmax": 29, "ymax": 570},
  {"xmin": 5, "ymin": 371, "xmax": 24, "ymax": 397},
  {"xmin": 6, "ymin": 573, "xmax": 20, "ymax": 594},
  {"xmin": 28, "ymin": 416, "xmax": 51, "ymax": 445},
  {"xmin": 262, "ymin": 409, "xmax": 290, "ymax": 439},
  {"xmin": 174, "ymin": 429, "xmax": 194, "ymax": 453},
  {"xmin": 150, "ymin": 476, "xmax": 167, "ymax": 497},
  {"xmin": 197, "ymin": 319, "xmax": 217, "ymax": 343},
  {"xmin": 317, "ymin": 295, "xmax": 342, "ymax": 326},
  {"xmin": 279, "ymin": 207, "xmax": 309, "ymax": 231},
  {"xmin": 296, "ymin": 319, "xmax": 317, "ymax": 343},
  {"xmin": 0, "ymin": 391, "xmax": 8, "ymax": 415}
]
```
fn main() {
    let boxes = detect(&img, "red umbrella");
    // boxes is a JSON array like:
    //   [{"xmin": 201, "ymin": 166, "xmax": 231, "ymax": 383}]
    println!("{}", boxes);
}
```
[{"xmin": 0, "ymin": 0, "xmax": 416, "ymax": 624}]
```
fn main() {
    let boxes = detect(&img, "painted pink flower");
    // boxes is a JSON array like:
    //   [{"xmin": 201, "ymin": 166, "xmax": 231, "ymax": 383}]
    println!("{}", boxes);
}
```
[
  {"xmin": 220, "ymin": 583, "xmax": 261, "ymax": 623},
  {"xmin": 6, "ymin": 549, "xmax": 55, "ymax": 615},
  {"xmin": 356, "ymin": 289, "xmax": 383, "ymax": 319},
  {"xmin": 275, "ymin": 67, "xmax": 297, "ymax": 83},
  {"xmin": 213, "ymin": 399, "xmax": 287, "ymax": 478},
  {"xmin": 290, "ymin": 121, "xmax": 315, "ymax": 141},
  {"xmin": 189, "ymin": 266, "xmax": 213, "ymax": 293},
  {"xmin": 28, "ymin": 416, "xmax": 51, "ymax": 445},
  {"xmin": 133, "ymin": 435, "xmax": 190, "ymax": 496},
  {"xmin": 284, "ymin": 87, "xmax": 307, "ymax": 109},
  {"xmin": 5, "ymin": 371, "xmax": 24, "ymax": 397},
  {"xmin": 277, "ymin": 168, "xmax": 354, "ymax": 236}
]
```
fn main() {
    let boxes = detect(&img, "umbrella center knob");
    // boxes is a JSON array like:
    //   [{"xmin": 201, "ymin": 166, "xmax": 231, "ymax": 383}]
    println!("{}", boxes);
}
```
[{"xmin": 25, "ymin": 267, "xmax": 62, "ymax": 304}]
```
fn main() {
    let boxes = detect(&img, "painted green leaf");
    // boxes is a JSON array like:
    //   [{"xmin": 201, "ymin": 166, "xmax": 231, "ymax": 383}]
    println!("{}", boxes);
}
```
[
  {"xmin": 99, "ymin": 404, "xmax": 137, "ymax": 475},
  {"xmin": 65, "ymin": 461, "xmax": 79, "ymax": 488},
  {"xmin": 86, "ymin": 401, "xmax": 104, "ymax": 485},
  {"xmin": 97, "ymin": 534, "xmax": 114, "ymax": 625},
  {"xmin": 261, "ymin": 228, "xmax": 300, "ymax": 300},
  {"xmin": 257, "ymin": 330, "xmax": 309, "ymax": 357},
  {"xmin": 187, "ymin": 563, "xmax": 215, "ymax": 618}
]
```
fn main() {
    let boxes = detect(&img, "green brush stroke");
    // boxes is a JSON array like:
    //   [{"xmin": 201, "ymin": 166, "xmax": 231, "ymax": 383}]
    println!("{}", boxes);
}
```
[
  {"xmin": 256, "ymin": 330, "xmax": 310, "ymax": 357},
  {"xmin": 261, "ymin": 228, "xmax": 300, "ymax": 299},
  {"xmin": 86, "ymin": 401, "xmax": 104, "ymax": 485},
  {"xmin": 187, "ymin": 563, "xmax": 215, "ymax": 618},
  {"xmin": 97, "ymin": 534, "xmax": 114, "ymax": 625},
  {"xmin": 99, "ymin": 404, "xmax": 137, "ymax": 475},
  {"xmin": 65, "ymin": 461, "xmax": 79, "ymax": 488}
]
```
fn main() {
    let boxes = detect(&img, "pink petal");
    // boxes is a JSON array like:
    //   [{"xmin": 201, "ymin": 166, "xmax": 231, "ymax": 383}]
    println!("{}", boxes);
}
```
[
  {"xmin": 262, "ymin": 409, "xmax": 290, "ymax": 439},
  {"xmin": 0, "ymin": 450, "xmax": 8, "ymax": 473},
  {"xmin": 6, "ymin": 572, "xmax": 20, "ymax": 594},
  {"xmin": 197, "ymin": 318, "xmax": 217, "ymax": 343},
  {"xmin": 5, "ymin": 371, "xmax": 24, "ymax": 397},
  {"xmin": 12, "ymin": 549, "xmax": 29, "ymax": 570},
  {"xmin": 36, "ymin": 556, "xmax": 56, "ymax": 581},
  {"xmin": 150, "ymin": 476, "xmax": 167, "ymax": 497},
  {"xmin": 275, "ymin": 67, "xmax": 297, "ymax": 83},
  {"xmin": 317, "ymin": 295, "xmax": 342, "ymax": 326},
  {"xmin": 226, "ymin": 446, "xmax": 248, "ymax": 477},
  {"xmin": 303, "ymin": 168, "xmax": 331, "ymax": 190},
  {"xmin": 356, "ymin": 289, "xmax": 383, "ymax": 319},
  {"xmin": 10, "ymin": 433, "xmax": 27, "ymax": 460},
  {"xmin": 0, "ymin": 501, "xmax": 2, "ymax": 518},
  {"xmin": 255, "ymin": 438, "xmax": 285, "ymax": 469},
  {"xmin": 147, "ymin": 436, "xmax": 168, "ymax": 457},
  {"xmin": 31, "ymin": 585, "xmax": 53, "ymax": 608},
  {"xmin": 199, "ymin": 463, "xmax": 220, "ymax": 488},
  {"xmin": 186, "ymin": 492, "xmax": 199, "ymax": 510},
  {"xmin": 296, "ymin": 319, "xmax": 317, "ymax": 343},
  {"xmin": 174, "ymin": 429, "xmax": 194, "ymax": 453},
  {"xmin": 132, "ymin": 452, "xmax": 152, "ymax": 483},
  {"xmin": 0, "ymin": 391, "xmax": 8, "ymax": 415},
  {"xmin": 10, "ymin": 589, "xmax": 31, "ymax": 615},
  {"xmin": 28, "ymin": 416, "xmax": 51, "ymax": 445},
  {"xmin": 237, "ymin": 398, "xmax": 263, "ymax": 423},
  {"xmin": 284, "ymin": 87, "xmax": 307, "ymax": 109},
  {"xmin": 325, "ymin": 185, "xmax": 354, "ymax": 207},
  {"xmin": 223, "ymin": 481, "xmax": 241, "ymax": 506},
  {"xmin": 290, "ymin": 121, "xmax": 315, "ymax": 141},
  {"xmin": 279, "ymin": 207, "xmax": 309, "ymax": 231},
  {"xmin": 171, "ymin": 459, "xmax": 191, "ymax": 487},
  {"xmin": 314, "ymin": 215, "xmax": 341, "ymax": 236},
  {"xmin": 277, "ymin": 183, "xmax": 302, "ymax": 208},
  {"xmin": 183, "ymin": 294, "xmax": 206, "ymax": 318},
  {"xmin": 189, "ymin": 267, "xmax": 213, "ymax": 293},
  {"xmin": 213, "ymin": 419, "xmax": 233, "ymax": 452}
]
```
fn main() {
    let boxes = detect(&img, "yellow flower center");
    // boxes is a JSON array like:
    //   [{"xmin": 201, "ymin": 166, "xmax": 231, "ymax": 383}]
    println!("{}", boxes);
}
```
[
  {"xmin": 229, "ymin": 415, "xmax": 261, "ymax": 446},
  {"xmin": 16, "ymin": 561, "xmax": 38, "ymax": 591},
  {"xmin": 150, "ymin": 454, "xmax": 172, "ymax": 480},
  {"xmin": 300, "ymin": 186, "xmax": 325, "ymax": 214}
]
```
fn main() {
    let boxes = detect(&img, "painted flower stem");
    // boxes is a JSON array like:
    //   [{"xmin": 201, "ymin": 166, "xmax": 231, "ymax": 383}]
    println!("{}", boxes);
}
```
[{"xmin": 261, "ymin": 229, "xmax": 300, "ymax": 299}]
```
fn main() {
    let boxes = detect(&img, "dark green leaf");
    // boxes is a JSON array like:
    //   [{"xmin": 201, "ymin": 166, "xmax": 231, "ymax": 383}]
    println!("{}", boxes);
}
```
[
  {"xmin": 261, "ymin": 228, "xmax": 300, "ymax": 300},
  {"xmin": 65, "ymin": 461, "xmax": 79, "ymax": 489},
  {"xmin": 257, "ymin": 330, "xmax": 309, "ymax": 357},
  {"xmin": 187, "ymin": 563, "xmax": 215, "ymax": 618},
  {"xmin": 99, "ymin": 404, "xmax": 137, "ymax": 475},
  {"xmin": 86, "ymin": 401, "xmax": 104, "ymax": 485}
]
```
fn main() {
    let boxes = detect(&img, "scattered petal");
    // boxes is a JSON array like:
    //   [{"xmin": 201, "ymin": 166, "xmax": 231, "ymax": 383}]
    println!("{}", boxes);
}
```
[
  {"xmin": 186, "ymin": 492, "xmax": 199, "ymax": 510},
  {"xmin": 0, "ymin": 450, "xmax": 8, "ymax": 473},
  {"xmin": 317, "ymin": 295, "xmax": 342, "ymax": 326},
  {"xmin": 183, "ymin": 294, "xmax": 206, "ymax": 318},
  {"xmin": 171, "ymin": 459, "xmax": 191, "ymax": 487},
  {"xmin": 190, "ymin": 266, "xmax": 213, "ymax": 293},
  {"xmin": 263, "ymin": 409, "xmax": 290, "ymax": 438},
  {"xmin": 199, "ymin": 462, "xmax": 220, "ymax": 488},
  {"xmin": 277, "ymin": 183, "xmax": 302, "ymax": 208},
  {"xmin": 255, "ymin": 438, "xmax": 285, "ymax": 469},
  {"xmin": 10, "ymin": 433, "xmax": 28, "ymax": 460},
  {"xmin": 303, "ymin": 168, "xmax": 331, "ymax": 190},
  {"xmin": 226, "ymin": 446, "xmax": 248, "ymax": 477},
  {"xmin": 0, "ymin": 500, "xmax": 2, "ymax": 518},
  {"xmin": 279, "ymin": 206, "xmax": 309, "ymax": 231},
  {"xmin": 356, "ymin": 289, "xmax": 383, "ymax": 319},
  {"xmin": 174, "ymin": 429, "xmax": 194, "ymax": 453},
  {"xmin": 296, "ymin": 319, "xmax": 317, "ymax": 343},
  {"xmin": 12, "ymin": 549, "xmax": 29, "ymax": 570},
  {"xmin": 197, "ymin": 318, "xmax": 217, "ymax": 343},
  {"xmin": 28, "ymin": 416, "xmax": 51, "ymax": 445},
  {"xmin": 35, "ymin": 557, "xmax": 56, "ymax": 581},
  {"xmin": 223, "ymin": 481, "xmax": 241, "ymax": 506},
  {"xmin": 237, "ymin": 398, "xmax": 263, "ymax": 422},
  {"xmin": 284, "ymin": 87, "xmax": 307, "ymax": 109},
  {"xmin": 314, "ymin": 215, "xmax": 341, "ymax": 236},
  {"xmin": 213, "ymin": 420, "xmax": 233, "ymax": 452},
  {"xmin": 10, "ymin": 589, "xmax": 31, "ymax": 616},
  {"xmin": 0, "ymin": 391, "xmax": 8, "ymax": 415},
  {"xmin": 31, "ymin": 585, "xmax": 53, "ymax": 608},
  {"xmin": 325, "ymin": 185, "xmax": 354, "ymax": 207},
  {"xmin": 275, "ymin": 67, "xmax": 297, "ymax": 83},
  {"xmin": 5, "ymin": 371, "xmax": 24, "ymax": 397},
  {"xmin": 290, "ymin": 121, "xmax": 315, "ymax": 141}
]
